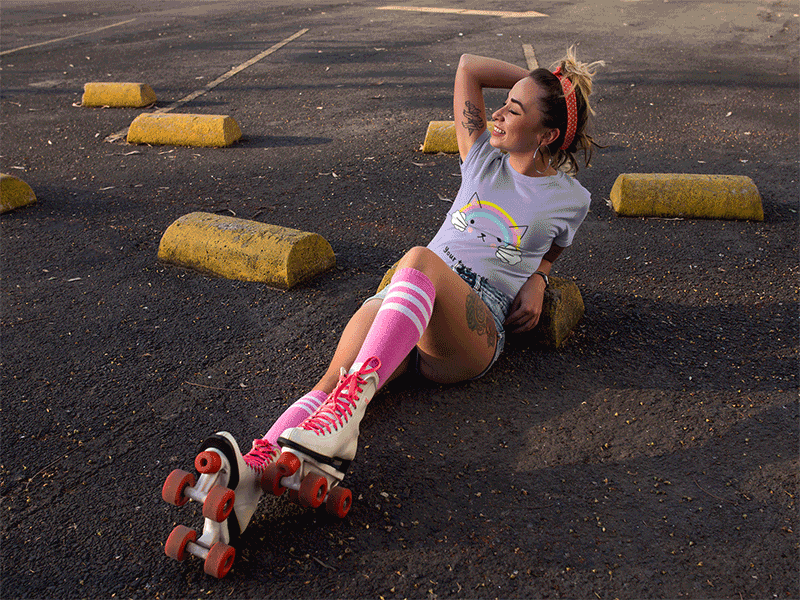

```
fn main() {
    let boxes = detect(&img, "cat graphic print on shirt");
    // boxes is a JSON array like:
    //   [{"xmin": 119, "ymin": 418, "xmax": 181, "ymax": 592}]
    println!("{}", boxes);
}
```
[{"xmin": 450, "ymin": 192, "xmax": 529, "ymax": 266}]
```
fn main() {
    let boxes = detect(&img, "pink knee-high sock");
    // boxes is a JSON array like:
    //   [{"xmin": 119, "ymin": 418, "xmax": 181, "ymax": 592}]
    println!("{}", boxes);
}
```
[
  {"xmin": 264, "ymin": 390, "xmax": 328, "ymax": 445},
  {"xmin": 353, "ymin": 267, "xmax": 436, "ymax": 387}
]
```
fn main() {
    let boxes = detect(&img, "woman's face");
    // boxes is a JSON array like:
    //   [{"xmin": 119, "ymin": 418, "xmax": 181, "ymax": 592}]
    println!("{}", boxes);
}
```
[{"xmin": 490, "ymin": 77, "xmax": 557, "ymax": 155}]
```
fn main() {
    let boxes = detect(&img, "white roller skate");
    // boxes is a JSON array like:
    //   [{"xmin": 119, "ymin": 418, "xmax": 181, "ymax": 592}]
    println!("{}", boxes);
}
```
[
  {"xmin": 263, "ymin": 357, "xmax": 381, "ymax": 518},
  {"xmin": 161, "ymin": 431, "xmax": 278, "ymax": 578}
]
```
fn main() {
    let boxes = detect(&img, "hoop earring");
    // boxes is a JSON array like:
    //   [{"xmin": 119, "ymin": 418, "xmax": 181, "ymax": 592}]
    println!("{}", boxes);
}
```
[{"xmin": 532, "ymin": 144, "xmax": 554, "ymax": 175}]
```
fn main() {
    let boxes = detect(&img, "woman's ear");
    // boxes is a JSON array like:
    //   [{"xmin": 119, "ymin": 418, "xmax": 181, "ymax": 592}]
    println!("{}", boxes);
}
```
[{"xmin": 543, "ymin": 128, "xmax": 560, "ymax": 147}]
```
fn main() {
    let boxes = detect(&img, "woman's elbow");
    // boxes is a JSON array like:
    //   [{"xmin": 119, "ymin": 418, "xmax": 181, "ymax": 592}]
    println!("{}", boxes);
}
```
[{"xmin": 458, "ymin": 53, "xmax": 478, "ymax": 71}]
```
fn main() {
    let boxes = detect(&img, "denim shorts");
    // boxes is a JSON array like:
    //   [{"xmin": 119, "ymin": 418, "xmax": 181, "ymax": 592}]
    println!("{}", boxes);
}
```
[{"xmin": 364, "ymin": 262, "xmax": 511, "ymax": 380}]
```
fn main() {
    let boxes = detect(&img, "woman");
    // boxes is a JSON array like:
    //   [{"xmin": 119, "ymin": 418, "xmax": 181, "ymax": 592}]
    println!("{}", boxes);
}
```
[{"xmin": 163, "ymin": 48, "xmax": 604, "ymax": 573}]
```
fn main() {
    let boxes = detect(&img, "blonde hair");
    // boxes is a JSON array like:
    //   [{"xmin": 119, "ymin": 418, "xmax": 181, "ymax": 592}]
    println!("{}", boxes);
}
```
[{"xmin": 530, "ymin": 46, "xmax": 606, "ymax": 174}]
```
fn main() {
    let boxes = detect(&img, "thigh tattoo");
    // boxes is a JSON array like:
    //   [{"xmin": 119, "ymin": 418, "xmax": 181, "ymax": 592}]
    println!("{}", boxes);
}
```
[{"xmin": 465, "ymin": 290, "xmax": 497, "ymax": 349}]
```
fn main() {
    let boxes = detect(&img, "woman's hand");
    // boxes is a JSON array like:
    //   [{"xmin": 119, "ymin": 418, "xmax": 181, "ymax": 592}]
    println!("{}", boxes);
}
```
[
  {"xmin": 504, "ymin": 243, "xmax": 565, "ymax": 333},
  {"xmin": 504, "ymin": 274, "xmax": 547, "ymax": 333}
]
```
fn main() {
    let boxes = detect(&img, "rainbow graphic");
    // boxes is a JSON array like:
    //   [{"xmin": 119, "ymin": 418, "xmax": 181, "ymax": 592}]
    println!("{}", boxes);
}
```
[{"xmin": 457, "ymin": 195, "xmax": 526, "ymax": 247}]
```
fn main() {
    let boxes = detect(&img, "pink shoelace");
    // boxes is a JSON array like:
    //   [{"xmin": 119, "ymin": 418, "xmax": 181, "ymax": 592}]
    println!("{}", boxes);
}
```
[
  {"xmin": 301, "ymin": 358, "xmax": 381, "ymax": 436},
  {"xmin": 243, "ymin": 438, "xmax": 279, "ymax": 471}
]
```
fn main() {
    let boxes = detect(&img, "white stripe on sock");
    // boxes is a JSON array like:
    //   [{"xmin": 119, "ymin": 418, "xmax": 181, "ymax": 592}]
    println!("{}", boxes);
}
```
[
  {"xmin": 297, "ymin": 397, "xmax": 322, "ymax": 414},
  {"xmin": 381, "ymin": 290, "xmax": 432, "ymax": 323},
  {"xmin": 389, "ymin": 281, "xmax": 434, "ymax": 314},
  {"xmin": 379, "ymin": 301, "xmax": 426, "ymax": 337}
]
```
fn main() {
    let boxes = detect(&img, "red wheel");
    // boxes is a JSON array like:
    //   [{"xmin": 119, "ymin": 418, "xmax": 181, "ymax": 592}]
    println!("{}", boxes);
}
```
[
  {"xmin": 165, "ymin": 525, "xmax": 196, "ymax": 561},
  {"xmin": 325, "ymin": 486, "xmax": 352, "ymax": 518},
  {"xmin": 203, "ymin": 486, "xmax": 235, "ymax": 522},
  {"xmin": 162, "ymin": 469, "xmax": 196, "ymax": 507},
  {"xmin": 287, "ymin": 488, "xmax": 301, "ymax": 505},
  {"xmin": 276, "ymin": 452, "xmax": 301, "ymax": 477},
  {"xmin": 261, "ymin": 463, "xmax": 286, "ymax": 496},
  {"xmin": 204, "ymin": 542, "xmax": 235, "ymax": 578},
  {"xmin": 299, "ymin": 473, "xmax": 328, "ymax": 509},
  {"xmin": 195, "ymin": 450, "xmax": 222, "ymax": 474}
]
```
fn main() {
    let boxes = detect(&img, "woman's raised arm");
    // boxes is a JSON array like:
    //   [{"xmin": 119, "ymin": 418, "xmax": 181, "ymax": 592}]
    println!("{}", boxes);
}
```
[{"xmin": 453, "ymin": 54, "xmax": 530, "ymax": 160}]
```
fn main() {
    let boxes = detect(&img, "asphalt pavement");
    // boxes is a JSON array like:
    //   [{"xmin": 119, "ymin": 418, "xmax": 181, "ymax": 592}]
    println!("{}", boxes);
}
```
[{"xmin": 1, "ymin": 1, "xmax": 798, "ymax": 598}]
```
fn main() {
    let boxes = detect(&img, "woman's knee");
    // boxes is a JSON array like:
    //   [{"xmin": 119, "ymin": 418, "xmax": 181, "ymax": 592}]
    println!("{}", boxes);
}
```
[{"xmin": 397, "ymin": 247, "xmax": 447, "ymax": 275}]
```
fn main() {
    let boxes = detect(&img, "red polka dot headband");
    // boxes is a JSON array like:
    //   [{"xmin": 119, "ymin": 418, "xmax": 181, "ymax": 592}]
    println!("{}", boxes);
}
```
[{"xmin": 553, "ymin": 66, "xmax": 577, "ymax": 150}]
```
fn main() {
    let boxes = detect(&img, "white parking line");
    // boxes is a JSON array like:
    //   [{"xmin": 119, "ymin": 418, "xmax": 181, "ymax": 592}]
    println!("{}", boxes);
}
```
[
  {"xmin": 0, "ymin": 19, "xmax": 137, "ymax": 56},
  {"xmin": 377, "ymin": 6, "xmax": 548, "ymax": 18},
  {"xmin": 523, "ymin": 44, "xmax": 539, "ymax": 70},
  {"xmin": 105, "ymin": 28, "xmax": 309, "ymax": 143}
]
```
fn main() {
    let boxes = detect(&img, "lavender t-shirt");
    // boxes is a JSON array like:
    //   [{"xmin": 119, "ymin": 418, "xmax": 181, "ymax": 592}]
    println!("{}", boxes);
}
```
[{"xmin": 427, "ymin": 130, "xmax": 591, "ymax": 301}]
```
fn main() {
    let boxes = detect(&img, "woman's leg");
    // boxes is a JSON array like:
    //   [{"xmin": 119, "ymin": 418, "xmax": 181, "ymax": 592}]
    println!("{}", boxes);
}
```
[
  {"xmin": 276, "ymin": 245, "xmax": 497, "ymax": 405},
  {"xmin": 244, "ymin": 297, "xmax": 415, "ymax": 469},
  {"xmin": 394, "ymin": 247, "xmax": 498, "ymax": 384},
  {"xmin": 311, "ymin": 298, "xmax": 414, "ymax": 393},
  {"xmin": 296, "ymin": 245, "xmax": 497, "ymax": 396},
  {"xmin": 274, "ymin": 246, "xmax": 498, "ymax": 483}
]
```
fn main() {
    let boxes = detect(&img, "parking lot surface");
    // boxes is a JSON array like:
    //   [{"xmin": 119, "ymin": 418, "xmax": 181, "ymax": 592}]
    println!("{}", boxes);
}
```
[{"xmin": 1, "ymin": 0, "xmax": 797, "ymax": 598}]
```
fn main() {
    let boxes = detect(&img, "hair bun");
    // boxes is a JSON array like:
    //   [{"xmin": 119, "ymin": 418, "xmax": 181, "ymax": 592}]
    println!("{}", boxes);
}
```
[{"xmin": 551, "ymin": 46, "xmax": 606, "ymax": 116}]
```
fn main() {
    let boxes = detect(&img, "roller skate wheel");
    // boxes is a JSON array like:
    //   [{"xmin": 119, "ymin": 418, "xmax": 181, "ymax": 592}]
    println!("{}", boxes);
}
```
[
  {"xmin": 276, "ymin": 452, "xmax": 301, "ymax": 477},
  {"xmin": 162, "ymin": 469, "xmax": 196, "ymax": 507},
  {"xmin": 325, "ymin": 486, "xmax": 353, "ymax": 518},
  {"xmin": 195, "ymin": 450, "xmax": 222, "ymax": 474},
  {"xmin": 203, "ymin": 486, "xmax": 236, "ymax": 522},
  {"xmin": 299, "ymin": 473, "xmax": 328, "ymax": 509},
  {"xmin": 287, "ymin": 488, "xmax": 301, "ymax": 505},
  {"xmin": 204, "ymin": 542, "xmax": 235, "ymax": 578},
  {"xmin": 165, "ymin": 525, "xmax": 196, "ymax": 561},
  {"xmin": 261, "ymin": 463, "xmax": 286, "ymax": 497}
]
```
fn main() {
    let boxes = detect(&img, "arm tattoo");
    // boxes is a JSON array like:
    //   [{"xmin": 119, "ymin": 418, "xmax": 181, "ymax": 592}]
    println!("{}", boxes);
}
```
[
  {"xmin": 461, "ymin": 100, "xmax": 485, "ymax": 136},
  {"xmin": 465, "ymin": 290, "xmax": 498, "ymax": 349}
]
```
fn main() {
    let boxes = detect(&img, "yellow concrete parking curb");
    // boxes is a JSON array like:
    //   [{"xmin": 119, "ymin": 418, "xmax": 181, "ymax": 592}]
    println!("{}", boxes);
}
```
[
  {"xmin": 127, "ymin": 113, "xmax": 242, "ymax": 147},
  {"xmin": 378, "ymin": 262, "xmax": 583, "ymax": 348},
  {"xmin": 158, "ymin": 212, "xmax": 336, "ymax": 289},
  {"xmin": 610, "ymin": 173, "xmax": 763, "ymax": 221},
  {"xmin": 421, "ymin": 121, "xmax": 495, "ymax": 153},
  {"xmin": 82, "ymin": 82, "xmax": 157, "ymax": 108},
  {"xmin": 1, "ymin": 173, "xmax": 37, "ymax": 213},
  {"xmin": 534, "ymin": 277, "xmax": 584, "ymax": 348}
]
